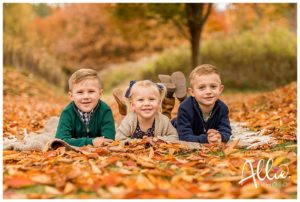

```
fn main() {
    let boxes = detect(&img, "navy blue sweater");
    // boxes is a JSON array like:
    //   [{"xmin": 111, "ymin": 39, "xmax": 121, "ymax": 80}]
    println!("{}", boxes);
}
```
[{"xmin": 172, "ymin": 96, "xmax": 231, "ymax": 143}]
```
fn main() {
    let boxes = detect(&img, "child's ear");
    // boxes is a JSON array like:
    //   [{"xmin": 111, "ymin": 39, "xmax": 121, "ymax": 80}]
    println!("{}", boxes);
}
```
[
  {"xmin": 188, "ymin": 87, "xmax": 195, "ymax": 97},
  {"xmin": 68, "ymin": 91, "xmax": 73, "ymax": 99},
  {"xmin": 219, "ymin": 84, "xmax": 224, "ymax": 93},
  {"xmin": 130, "ymin": 101, "xmax": 135, "ymax": 112},
  {"xmin": 99, "ymin": 88, "xmax": 104, "ymax": 96}
]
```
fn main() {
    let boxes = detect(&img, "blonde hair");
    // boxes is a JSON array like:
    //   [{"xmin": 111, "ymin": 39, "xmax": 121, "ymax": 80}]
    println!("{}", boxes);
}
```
[
  {"xmin": 68, "ymin": 68, "xmax": 102, "ymax": 91},
  {"xmin": 125, "ymin": 80, "xmax": 166, "ymax": 112},
  {"xmin": 189, "ymin": 64, "xmax": 221, "ymax": 87}
]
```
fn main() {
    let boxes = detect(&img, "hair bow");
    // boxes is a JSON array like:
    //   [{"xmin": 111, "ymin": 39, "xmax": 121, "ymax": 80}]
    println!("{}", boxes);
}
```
[
  {"xmin": 156, "ymin": 83, "xmax": 164, "ymax": 91},
  {"xmin": 125, "ymin": 80, "xmax": 136, "ymax": 98}
]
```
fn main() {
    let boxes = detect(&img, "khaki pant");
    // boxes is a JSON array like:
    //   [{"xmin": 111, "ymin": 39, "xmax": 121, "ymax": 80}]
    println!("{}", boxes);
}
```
[{"xmin": 162, "ymin": 97, "xmax": 175, "ymax": 119}]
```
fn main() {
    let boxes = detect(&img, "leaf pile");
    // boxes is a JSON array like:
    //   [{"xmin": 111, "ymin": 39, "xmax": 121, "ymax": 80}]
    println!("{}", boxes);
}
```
[
  {"xmin": 228, "ymin": 82, "xmax": 297, "ymax": 142},
  {"xmin": 3, "ymin": 138, "xmax": 297, "ymax": 199},
  {"xmin": 3, "ymin": 68, "xmax": 297, "ymax": 198},
  {"xmin": 3, "ymin": 68, "xmax": 68, "ymax": 140}
]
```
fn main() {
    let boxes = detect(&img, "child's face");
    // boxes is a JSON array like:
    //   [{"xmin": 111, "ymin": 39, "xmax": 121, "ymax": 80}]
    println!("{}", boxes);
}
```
[
  {"xmin": 188, "ymin": 73, "xmax": 224, "ymax": 110},
  {"xmin": 69, "ymin": 79, "xmax": 103, "ymax": 112},
  {"xmin": 130, "ymin": 87, "xmax": 161, "ymax": 120}
]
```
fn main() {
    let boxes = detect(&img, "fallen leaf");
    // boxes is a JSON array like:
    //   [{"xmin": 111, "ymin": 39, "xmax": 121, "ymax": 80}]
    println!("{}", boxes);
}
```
[{"xmin": 6, "ymin": 176, "xmax": 35, "ymax": 188}]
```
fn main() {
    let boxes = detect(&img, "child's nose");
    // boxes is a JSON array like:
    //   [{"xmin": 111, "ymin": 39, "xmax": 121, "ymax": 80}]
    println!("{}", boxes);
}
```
[
  {"xmin": 205, "ymin": 88, "xmax": 212, "ymax": 93},
  {"xmin": 83, "ymin": 92, "xmax": 90, "ymax": 98}
]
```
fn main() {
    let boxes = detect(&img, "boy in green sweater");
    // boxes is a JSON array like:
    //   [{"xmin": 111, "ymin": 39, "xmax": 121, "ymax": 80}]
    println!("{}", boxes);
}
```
[{"xmin": 55, "ymin": 68, "xmax": 115, "ymax": 147}]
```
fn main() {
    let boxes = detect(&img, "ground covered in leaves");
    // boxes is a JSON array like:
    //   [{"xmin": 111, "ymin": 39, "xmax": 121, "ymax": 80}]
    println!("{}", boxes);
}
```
[{"xmin": 3, "ymin": 68, "xmax": 297, "ymax": 199}]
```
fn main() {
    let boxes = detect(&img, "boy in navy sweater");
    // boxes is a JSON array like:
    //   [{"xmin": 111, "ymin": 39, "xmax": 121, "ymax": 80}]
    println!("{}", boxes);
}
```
[{"xmin": 171, "ymin": 64, "xmax": 231, "ymax": 144}]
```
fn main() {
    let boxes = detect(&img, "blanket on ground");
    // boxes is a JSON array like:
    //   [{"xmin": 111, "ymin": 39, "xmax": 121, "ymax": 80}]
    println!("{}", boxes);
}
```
[{"xmin": 3, "ymin": 117, "xmax": 277, "ymax": 152}]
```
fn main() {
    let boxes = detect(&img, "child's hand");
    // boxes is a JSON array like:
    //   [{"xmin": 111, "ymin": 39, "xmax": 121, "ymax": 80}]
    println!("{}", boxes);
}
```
[
  {"xmin": 207, "ymin": 129, "xmax": 219, "ymax": 134},
  {"xmin": 207, "ymin": 129, "xmax": 222, "ymax": 144},
  {"xmin": 92, "ymin": 137, "xmax": 113, "ymax": 147}
]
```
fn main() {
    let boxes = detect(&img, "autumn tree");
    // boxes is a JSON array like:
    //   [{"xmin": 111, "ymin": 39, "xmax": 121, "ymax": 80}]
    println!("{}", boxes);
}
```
[
  {"xmin": 185, "ymin": 3, "xmax": 212, "ymax": 69},
  {"xmin": 228, "ymin": 3, "xmax": 297, "ymax": 32},
  {"xmin": 113, "ymin": 3, "xmax": 212, "ymax": 71}
]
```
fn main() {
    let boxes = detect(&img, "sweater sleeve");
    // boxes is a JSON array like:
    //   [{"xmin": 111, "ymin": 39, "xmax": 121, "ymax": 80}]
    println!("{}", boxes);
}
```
[
  {"xmin": 217, "ymin": 106, "xmax": 232, "ymax": 143},
  {"xmin": 115, "ymin": 115, "xmax": 132, "ymax": 141},
  {"xmin": 177, "ymin": 106, "xmax": 208, "ymax": 143},
  {"xmin": 100, "ymin": 108, "xmax": 116, "ymax": 140},
  {"xmin": 160, "ymin": 115, "xmax": 179, "ymax": 142},
  {"xmin": 55, "ymin": 110, "xmax": 94, "ymax": 147}
]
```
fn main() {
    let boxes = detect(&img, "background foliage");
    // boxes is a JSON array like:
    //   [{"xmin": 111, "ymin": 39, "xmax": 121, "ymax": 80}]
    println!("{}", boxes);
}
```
[{"xmin": 3, "ymin": 3, "xmax": 297, "ymax": 91}]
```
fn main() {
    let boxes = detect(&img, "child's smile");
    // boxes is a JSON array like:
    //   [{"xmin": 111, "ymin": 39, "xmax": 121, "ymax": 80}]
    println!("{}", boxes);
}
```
[
  {"xmin": 131, "ymin": 87, "xmax": 161, "ymax": 120},
  {"xmin": 189, "ymin": 73, "xmax": 224, "ymax": 110},
  {"xmin": 69, "ymin": 79, "xmax": 103, "ymax": 112}
]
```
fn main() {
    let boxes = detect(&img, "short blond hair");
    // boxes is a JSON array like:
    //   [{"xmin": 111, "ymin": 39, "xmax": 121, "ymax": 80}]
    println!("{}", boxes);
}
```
[
  {"xmin": 189, "ymin": 64, "xmax": 221, "ymax": 87},
  {"xmin": 68, "ymin": 68, "xmax": 102, "ymax": 91},
  {"xmin": 125, "ymin": 80, "xmax": 166, "ymax": 112}
]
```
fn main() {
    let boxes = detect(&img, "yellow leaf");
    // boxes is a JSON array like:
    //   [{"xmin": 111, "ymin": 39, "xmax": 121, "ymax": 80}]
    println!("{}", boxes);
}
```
[
  {"xmin": 273, "ymin": 156, "xmax": 285, "ymax": 167},
  {"xmin": 63, "ymin": 182, "xmax": 76, "ymax": 194},
  {"xmin": 136, "ymin": 175, "xmax": 155, "ymax": 190},
  {"xmin": 291, "ymin": 174, "xmax": 297, "ymax": 184},
  {"xmin": 148, "ymin": 147, "xmax": 154, "ymax": 159},
  {"xmin": 137, "ymin": 156, "xmax": 155, "ymax": 168},
  {"xmin": 239, "ymin": 183, "xmax": 262, "ymax": 198},
  {"xmin": 45, "ymin": 186, "xmax": 61, "ymax": 195},
  {"xmin": 88, "ymin": 159, "xmax": 102, "ymax": 174},
  {"xmin": 30, "ymin": 174, "xmax": 52, "ymax": 184}
]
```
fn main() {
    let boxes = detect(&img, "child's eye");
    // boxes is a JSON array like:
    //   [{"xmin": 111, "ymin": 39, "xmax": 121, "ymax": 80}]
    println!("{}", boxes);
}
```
[
  {"xmin": 89, "ymin": 90, "xmax": 95, "ymax": 93},
  {"xmin": 137, "ymin": 99, "xmax": 144, "ymax": 102},
  {"xmin": 211, "ymin": 85, "xmax": 217, "ymax": 89},
  {"xmin": 77, "ymin": 91, "xmax": 83, "ymax": 94},
  {"xmin": 199, "ymin": 86, "xmax": 205, "ymax": 90},
  {"xmin": 150, "ymin": 98, "xmax": 157, "ymax": 101}
]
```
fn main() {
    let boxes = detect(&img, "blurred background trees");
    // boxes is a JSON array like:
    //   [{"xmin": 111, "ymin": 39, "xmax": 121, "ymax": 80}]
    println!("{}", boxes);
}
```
[
  {"xmin": 113, "ymin": 3, "xmax": 213, "ymax": 71},
  {"xmin": 3, "ymin": 3, "xmax": 297, "ymax": 92}
]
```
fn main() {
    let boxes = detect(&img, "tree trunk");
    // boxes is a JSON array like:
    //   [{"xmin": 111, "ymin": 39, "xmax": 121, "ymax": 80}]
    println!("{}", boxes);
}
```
[
  {"xmin": 190, "ymin": 27, "xmax": 201, "ymax": 70},
  {"xmin": 185, "ymin": 3, "xmax": 212, "ymax": 72}
]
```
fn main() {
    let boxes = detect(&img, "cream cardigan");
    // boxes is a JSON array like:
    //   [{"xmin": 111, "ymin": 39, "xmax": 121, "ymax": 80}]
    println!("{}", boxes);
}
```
[{"xmin": 116, "ymin": 112, "xmax": 178, "ymax": 142}]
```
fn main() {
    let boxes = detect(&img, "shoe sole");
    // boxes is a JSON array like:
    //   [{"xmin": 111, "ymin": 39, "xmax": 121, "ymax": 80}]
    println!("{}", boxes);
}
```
[
  {"xmin": 171, "ymin": 71, "xmax": 186, "ymax": 99},
  {"xmin": 158, "ymin": 74, "xmax": 176, "ymax": 91}
]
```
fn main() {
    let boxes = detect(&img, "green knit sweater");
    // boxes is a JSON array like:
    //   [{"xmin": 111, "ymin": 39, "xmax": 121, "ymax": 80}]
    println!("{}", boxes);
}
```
[{"xmin": 55, "ymin": 100, "xmax": 115, "ymax": 147}]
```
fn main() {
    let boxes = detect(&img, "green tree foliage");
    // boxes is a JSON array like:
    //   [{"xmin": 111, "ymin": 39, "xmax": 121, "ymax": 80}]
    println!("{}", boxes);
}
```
[
  {"xmin": 139, "ymin": 26, "xmax": 296, "ymax": 91},
  {"xmin": 3, "ymin": 3, "xmax": 36, "ymax": 41},
  {"xmin": 32, "ymin": 3, "xmax": 51, "ymax": 18}
]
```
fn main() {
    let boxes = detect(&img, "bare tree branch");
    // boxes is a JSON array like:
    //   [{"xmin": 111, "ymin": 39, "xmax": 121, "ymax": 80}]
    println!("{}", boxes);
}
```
[{"xmin": 201, "ymin": 3, "xmax": 212, "ymax": 25}]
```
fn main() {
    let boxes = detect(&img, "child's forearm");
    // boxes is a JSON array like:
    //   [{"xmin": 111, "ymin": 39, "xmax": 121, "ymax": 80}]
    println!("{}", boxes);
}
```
[
  {"xmin": 220, "ymin": 132, "xmax": 231, "ymax": 143},
  {"xmin": 179, "ymin": 133, "xmax": 208, "ymax": 143},
  {"xmin": 60, "ymin": 137, "xmax": 94, "ymax": 147},
  {"xmin": 115, "ymin": 129, "xmax": 131, "ymax": 141}
]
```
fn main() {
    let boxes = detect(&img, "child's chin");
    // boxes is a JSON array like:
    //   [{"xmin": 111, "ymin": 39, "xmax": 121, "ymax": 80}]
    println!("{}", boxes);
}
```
[
  {"xmin": 140, "ymin": 113, "xmax": 155, "ymax": 119},
  {"xmin": 79, "ymin": 107, "xmax": 93, "ymax": 112}
]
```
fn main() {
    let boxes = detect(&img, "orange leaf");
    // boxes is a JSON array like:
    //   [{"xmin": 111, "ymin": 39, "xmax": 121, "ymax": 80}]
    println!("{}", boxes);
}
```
[{"xmin": 6, "ymin": 175, "xmax": 35, "ymax": 188}]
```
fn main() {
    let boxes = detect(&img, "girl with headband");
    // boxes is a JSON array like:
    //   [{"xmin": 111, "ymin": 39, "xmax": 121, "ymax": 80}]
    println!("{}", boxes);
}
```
[{"xmin": 115, "ymin": 80, "xmax": 178, "ymax": 143}]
